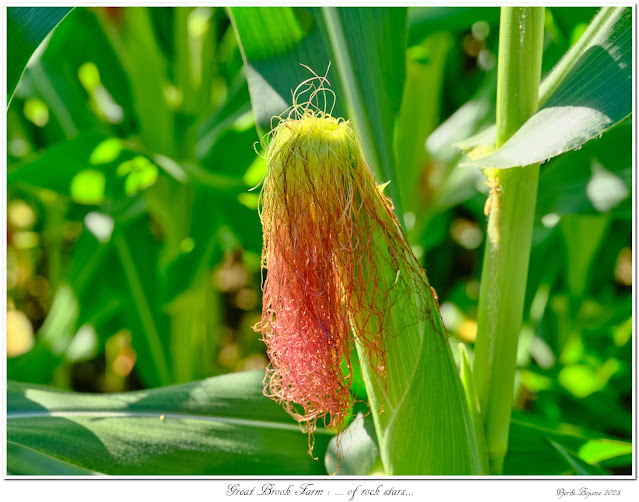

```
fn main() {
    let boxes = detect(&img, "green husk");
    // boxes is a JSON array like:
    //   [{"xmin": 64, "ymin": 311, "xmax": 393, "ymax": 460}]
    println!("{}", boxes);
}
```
[{"xmin": 352, "ymin": 191, "xmax": 486, "ymax": 474}]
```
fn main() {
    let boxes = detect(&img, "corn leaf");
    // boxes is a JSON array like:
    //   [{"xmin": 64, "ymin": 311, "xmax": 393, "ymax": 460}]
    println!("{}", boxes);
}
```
[
  {"xmin": 459, "ymin": 344, "xmax": 490, "ymax": 474},
  {"xmin": 7, "ymin": 7, "xmax": 73, "ymax": 106},
  {"xmin": 458, "ymin": 7, "xmax": 631, "ymax": 169},
  {"xmin": 7, "ymin": 371, "xmax": 333, "ymax": 475}
]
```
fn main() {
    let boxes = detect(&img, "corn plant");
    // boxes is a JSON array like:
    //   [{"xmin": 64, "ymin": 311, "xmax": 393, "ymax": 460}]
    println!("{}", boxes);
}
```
[{"xmin": 6, "ymin": 6, "xmax": 632, "ymax": 476}]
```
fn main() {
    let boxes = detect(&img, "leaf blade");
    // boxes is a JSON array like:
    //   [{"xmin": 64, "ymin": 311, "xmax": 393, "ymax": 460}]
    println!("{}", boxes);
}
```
[
  {"xmin": 8, "ymin": 371, "xmax": 333, "ymax": 475},
  {"xmin": 7, "ymin": 7, "xmax": 73, "ymax": 106}
]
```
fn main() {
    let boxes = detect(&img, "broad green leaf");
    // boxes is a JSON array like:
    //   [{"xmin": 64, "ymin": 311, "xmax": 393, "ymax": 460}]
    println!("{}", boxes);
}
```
[
  {"xmin": 7, "ymin": 371, "xmax": 333, "ymax": 475},
  {"xmin": 229, "ymin": 6, "xmax": 407, "ymax": 214},
  {"xmin": 541, "ymin": 8, "xmax": 599, "ymax": 77},
  {"xmin": 458, "ymin": 7, "xmax": 631, "ymax": 169},
  {"xmin": 229, "ymin": 7, "xmax": 337, "ymax": 130},
  {"xmin": 549, "ymin": 7, "xmax": 600, "ymax": 42},
  {"xmin": 7, "ymin": 7, "xmax": 73, "ymax": 106}
]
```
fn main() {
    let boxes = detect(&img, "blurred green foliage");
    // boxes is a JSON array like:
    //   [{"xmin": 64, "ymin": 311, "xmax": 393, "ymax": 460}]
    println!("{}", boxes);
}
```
[
  {"xmin": 8, "ymin": 7, "xmax": 265, "ymax": 393},
  {"xmin": 6, "ymin": 6, "xmax": 632, "ymax": 475}
]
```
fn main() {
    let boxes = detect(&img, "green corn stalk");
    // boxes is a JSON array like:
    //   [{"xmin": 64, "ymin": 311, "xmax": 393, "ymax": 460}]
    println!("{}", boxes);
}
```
[{"xmin": 472, "ymin": 6, "xmax": 545, "ymax": 475}]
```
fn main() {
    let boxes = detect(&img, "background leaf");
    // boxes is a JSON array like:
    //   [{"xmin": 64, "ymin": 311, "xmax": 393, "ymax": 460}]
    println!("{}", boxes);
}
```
[
  {"xmin": 407, "ymin": 7, "xmax": 500, "ymax": 45},
  {"xmin": 536, "ymin": 120, "xmax": 631, "ymax": 218},
  {"xmin": 504, "ymin": 412, "xmax": 629, "ymax": 475}
]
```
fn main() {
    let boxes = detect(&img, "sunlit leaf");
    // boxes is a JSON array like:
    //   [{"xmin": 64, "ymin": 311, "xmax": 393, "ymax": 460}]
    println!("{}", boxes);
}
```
[
  {"xmin": 578, "ymin": 439, "xmax": 633, "ymax": 466},
  {"xmin": 7, "ymin": 371, "xmax": 333, "ymax": 475},
  {"xmin": 458, "ymin": 7, "xmax": 631, "ymax": 169},
  {"xmin": 70, "ymin": 169, "xmax": 106, "ymax": 205}
]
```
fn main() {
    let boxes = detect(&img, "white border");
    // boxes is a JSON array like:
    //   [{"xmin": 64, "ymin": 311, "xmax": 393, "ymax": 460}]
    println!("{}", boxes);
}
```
[{"xmin": 1, "ymin": 2, "xmax": 637, "ymax": 500}]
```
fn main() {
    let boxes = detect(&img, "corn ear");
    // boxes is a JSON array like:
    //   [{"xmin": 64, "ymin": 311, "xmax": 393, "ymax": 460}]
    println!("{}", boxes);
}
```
[{"xmin": 257, "ymin": 74, "xmax": 485, "ymax": 474}]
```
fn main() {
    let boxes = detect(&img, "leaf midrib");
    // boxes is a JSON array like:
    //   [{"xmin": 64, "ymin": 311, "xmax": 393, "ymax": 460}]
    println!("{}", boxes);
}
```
[{"xmin": 7, "ymin": 409, "xmax": 335, "ymax": 435}]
